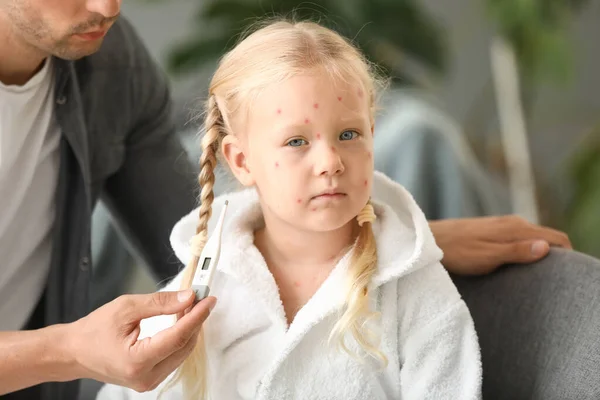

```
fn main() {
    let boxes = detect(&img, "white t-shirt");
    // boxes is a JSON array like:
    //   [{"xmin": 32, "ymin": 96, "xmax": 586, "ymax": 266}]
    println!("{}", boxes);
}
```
[{"xmin": 0, "ymin": 59, "xmax": 61, "ymax": 330}]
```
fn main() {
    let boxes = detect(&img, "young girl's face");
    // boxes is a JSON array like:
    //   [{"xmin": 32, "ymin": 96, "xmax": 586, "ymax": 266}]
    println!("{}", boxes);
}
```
[{"xmin": 223, "ymin": 71, "xmax": 374, "ymax": 232}]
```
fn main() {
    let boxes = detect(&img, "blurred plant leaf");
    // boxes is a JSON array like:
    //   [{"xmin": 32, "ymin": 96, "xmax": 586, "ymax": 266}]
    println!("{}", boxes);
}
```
[
  {"xmin": 566, "ymin": 128, "xmax": 600, "ymax": 258},
  {"xmin": 168, "ymin": 36, "xmax": 234, "ymax": 74},
  {"xmin": 357, "ymin": 0, "xmax": 444, "ymax": 74},
  {"xmin": 164, "ymin": 0, "xmax": 446, "ymax": 86},
  {"xmin": 486, "ymin": 0, "xmax": 589, "ymax": 83}
]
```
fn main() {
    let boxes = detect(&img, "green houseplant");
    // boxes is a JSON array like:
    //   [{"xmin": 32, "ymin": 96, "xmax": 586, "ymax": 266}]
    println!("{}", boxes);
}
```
[
  {"xmin": 566, "ymin": 128, "xmax": 600, "ymax": 258},
  {"xmin": 163, "ymin": 0, "xmax": 446, "ymax": 88}
]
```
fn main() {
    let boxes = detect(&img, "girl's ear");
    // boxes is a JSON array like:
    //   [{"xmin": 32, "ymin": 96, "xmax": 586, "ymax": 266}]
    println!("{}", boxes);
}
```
[{"xmin": 221, "ymin": 135, "xmax": 255, "ymax": 187}]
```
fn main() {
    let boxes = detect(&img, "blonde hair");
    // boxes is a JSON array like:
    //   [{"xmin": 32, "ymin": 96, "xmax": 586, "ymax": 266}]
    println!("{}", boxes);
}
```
[{"xmin": 164, "ymin": 18, "xmax": 387, "ymax": 399}]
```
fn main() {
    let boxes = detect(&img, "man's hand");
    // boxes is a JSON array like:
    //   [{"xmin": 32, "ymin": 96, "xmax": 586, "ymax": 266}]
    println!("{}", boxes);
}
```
[
  {"xmin": 430, "ymin": 215, "xmax": 572, "ymax": 276},
  {"xmin": 69, "ymin": 290, "xmax": 215, "ymax": 393}
]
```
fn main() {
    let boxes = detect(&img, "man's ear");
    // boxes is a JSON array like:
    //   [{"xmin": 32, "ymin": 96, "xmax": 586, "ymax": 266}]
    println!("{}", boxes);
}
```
[{"xmin": 221, "ymin": 135, "xmax": 255, "ymax": 187}]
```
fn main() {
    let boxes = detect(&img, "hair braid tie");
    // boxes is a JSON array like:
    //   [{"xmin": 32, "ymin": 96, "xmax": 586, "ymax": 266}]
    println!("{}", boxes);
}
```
[{"xmin": 357, "ymin": 203, "xmax": 376, "ymax": 226}]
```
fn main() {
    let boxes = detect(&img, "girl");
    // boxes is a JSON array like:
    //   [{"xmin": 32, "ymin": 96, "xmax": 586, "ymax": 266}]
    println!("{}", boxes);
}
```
[{"xmin": 98, "ymin": 19, "xmax": 481, "ymax": 400}]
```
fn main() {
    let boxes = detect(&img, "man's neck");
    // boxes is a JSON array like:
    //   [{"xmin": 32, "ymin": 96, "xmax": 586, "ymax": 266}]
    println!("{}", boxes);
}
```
[{"xmin": 0, "ymin": 14, "xmax": 47, "ymax": 86}]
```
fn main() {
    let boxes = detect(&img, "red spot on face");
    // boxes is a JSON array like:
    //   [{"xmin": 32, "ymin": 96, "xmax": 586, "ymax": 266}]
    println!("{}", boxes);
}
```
[
  {"xmin": 313, "ymin": 103, "xmax": 319, "ymax": 109},
  {"xmin": 275, "ymin": 162, "xmax": 279, "ymax": 167},
  {"xmin": 358, "ymin": 88, "xmax": 363, "ymax": 98},
  {"xmin": 331, "ymin": 146, "xmax": 336, "ymax": 152},
  {"xmin": 367, "ymin": 151, "xmax": 372, "ymax": 159},
  {"xmin": 364, "ymin": 179, "xmax": 368, "ymax": 186},
  {"xmin": 294, "ymin": 281, "xmax": 301, "ymax": 287},
  {"xmin": 316, "ymin": 133, "xmax": 321, "ymax": 140},
  {"xmin": 337, "ymin": 96, "xmax": 342, "ymax": 101},
  {"xmin": 312, "ymin": 207, "xmax": 317, "ymax": 211},
  {"xmin": 297, "ymin": 198, "xmax": 302, "ymax": 204},
  {"xmin": 277, "ymin": 108, "xmax": 282, "ymax": 115},
  {"xmin": 304, "ymin": 118, "xmax": 310, "ymax": 124}
]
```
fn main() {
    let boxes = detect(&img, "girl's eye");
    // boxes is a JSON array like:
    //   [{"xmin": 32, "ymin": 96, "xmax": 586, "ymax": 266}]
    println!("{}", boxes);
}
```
[
  {"xmin": 286, "ymin": 138, "xmax": 308, "ymax": 147},
  {"xmin": 340, "ymin": 130, "xmax": 359, "ymax": 141}
]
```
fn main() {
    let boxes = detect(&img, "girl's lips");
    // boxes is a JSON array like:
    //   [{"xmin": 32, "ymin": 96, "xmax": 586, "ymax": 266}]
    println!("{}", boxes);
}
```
[{"xmin": 312, "ymin": 193, "xmax": 346, "ymax": 200}]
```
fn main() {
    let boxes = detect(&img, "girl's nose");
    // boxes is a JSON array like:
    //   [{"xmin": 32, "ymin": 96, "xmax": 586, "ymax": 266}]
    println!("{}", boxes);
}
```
[{"xmin": 315, "ymin": 144, "xmax": 344, "ymax": 177}]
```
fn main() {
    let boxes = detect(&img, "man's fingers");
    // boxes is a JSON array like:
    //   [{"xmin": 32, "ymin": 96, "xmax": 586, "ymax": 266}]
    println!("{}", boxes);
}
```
[
  {"xmin": 520, "ymin": 226, "xmax": 571, "ymax": 249},
  {"xmin": 529, "ymin": 226, "xmax": 572, "ymax": 249},
  {"xmin": 132, "ymin": 296, "xmax": 216, "ymax": 365},
  {"xmin": 497, "ymin": 217, "xmax": 572, "ymax": 249},
  {"xmin": 493, "ymin": 240, "xmax": 550, "ymax": 265},
  {"xmin": 122, "ymin": 290, "xmax": 196, "ymax": 323}
]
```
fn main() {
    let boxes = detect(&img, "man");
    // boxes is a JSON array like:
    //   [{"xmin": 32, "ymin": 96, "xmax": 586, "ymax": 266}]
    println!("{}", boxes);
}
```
[
  {"xmin": 0, "ymin": 1, "xmax": 215, "ymax": 399},
  {"xmin": 0, "ymin": 0, "xmax": 571, "ymax": 399}
]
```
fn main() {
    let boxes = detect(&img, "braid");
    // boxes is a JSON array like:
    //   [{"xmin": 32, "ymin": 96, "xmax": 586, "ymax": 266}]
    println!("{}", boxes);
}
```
[
  {"xmin": 179, "ymin": 95, "xmax": 223, "ymax": 289},
  {"xmin": 161, "ymin": 95, "xmax": 226, "ymax": 400},
  {"xmin": 196, "ymin": 96, "xmax": 222, "ymax": 231},
  {"xmin": 329, "ymin": 200, "xmax": 387, "ymax": 367}
]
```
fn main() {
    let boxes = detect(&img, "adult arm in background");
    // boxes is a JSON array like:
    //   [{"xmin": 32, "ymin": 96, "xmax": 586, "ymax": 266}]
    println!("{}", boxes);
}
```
[{"xmin": 429, "ymin": 215, "xmax": 572, "ymax": 276}]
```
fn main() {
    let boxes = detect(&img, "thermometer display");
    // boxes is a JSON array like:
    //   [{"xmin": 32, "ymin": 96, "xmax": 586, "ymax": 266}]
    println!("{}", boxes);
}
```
[{"xmin": 191, "ymin": 200, "xmax": 229, "ymax": 302}]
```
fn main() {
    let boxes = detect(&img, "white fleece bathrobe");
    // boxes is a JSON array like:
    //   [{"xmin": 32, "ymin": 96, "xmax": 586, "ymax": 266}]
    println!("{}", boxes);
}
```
[{"xmin": 97, "ymin": 171, "xmax": 482, "ymax": 400}]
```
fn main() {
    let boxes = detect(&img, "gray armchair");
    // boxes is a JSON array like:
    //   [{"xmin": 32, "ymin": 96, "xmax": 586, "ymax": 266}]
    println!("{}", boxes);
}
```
[{"xmin": 454, "ymin": 249, "xmax": 600, "ymax": 399}]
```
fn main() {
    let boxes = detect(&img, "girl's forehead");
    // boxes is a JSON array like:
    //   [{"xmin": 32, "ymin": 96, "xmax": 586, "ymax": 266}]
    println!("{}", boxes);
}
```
[
  {"xmin": 240, "ymin": 76, "xmax": 370, "ymax": 141},
  {"xmin": 252, "ymin": 74, "xmax": 368, "ymax": 118}
]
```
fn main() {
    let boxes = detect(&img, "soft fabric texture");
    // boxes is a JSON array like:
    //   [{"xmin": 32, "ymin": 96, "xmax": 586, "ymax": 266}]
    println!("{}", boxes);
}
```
[
  {"xmin": 454, "ymin": 248, "xmax": 600, "ymax": 399},
  {"xmin": 97, "ymin": 171, "xmax": 482, "ymax": 400},
  {"xmin": 0, "ymin": 57, "xmax": 60, "ymax": 331}
]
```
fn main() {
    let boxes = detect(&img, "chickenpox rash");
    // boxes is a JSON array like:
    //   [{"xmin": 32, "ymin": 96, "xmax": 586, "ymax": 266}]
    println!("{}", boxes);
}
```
[
  {"xmin": 337, "ymin": 96, "xmax": 342, "ymax": 101},
  {"xmin": 331, "ymin": 146, "xmax": 336, "ymax": 152},
  {"xmin": 311, "ymin": 207, "xmax": 317, "ymax": 211},
  {"xmin": 276, "ymin": 108, "xmax": 282, "ymax": 115},
  {"xmin": 364, "ymin": 179, "xmax": 368, "ymax": 186},
  {"xmin": 316, "ymin": 133, "xmax": 321, "ymax": 140},
  {"xmin": 275, "ymin": 162, "xmax": 279, "ymax": 167},
  {"xmin": 313, "ymin": 103, "xmax": 319, "ymax": 109},
  {"xmin": 297, "ymin": 199, "xmax": 302, "ymax": 204},
  {"xmin": 357, "ymin": 88, "xmax": 363, "ymax": 98},
  {"xmin": 304, "ymin": 118, "xmax": 310, "ymax": 124},
  {"xmin": 294, "ymin": 281, "xmax": 301, "ymax": 287}
]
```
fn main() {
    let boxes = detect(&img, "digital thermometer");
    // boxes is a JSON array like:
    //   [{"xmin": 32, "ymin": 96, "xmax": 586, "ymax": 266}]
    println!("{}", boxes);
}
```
[{"xmin": 192, "ymin": 200, "xmax": 229, "ymax": 302}]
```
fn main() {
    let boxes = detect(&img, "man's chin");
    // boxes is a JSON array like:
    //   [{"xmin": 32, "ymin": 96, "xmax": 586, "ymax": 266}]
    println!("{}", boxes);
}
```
[{"xmin": 53, "ymin": 39, "xmax": 105, "ymax": 60}]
